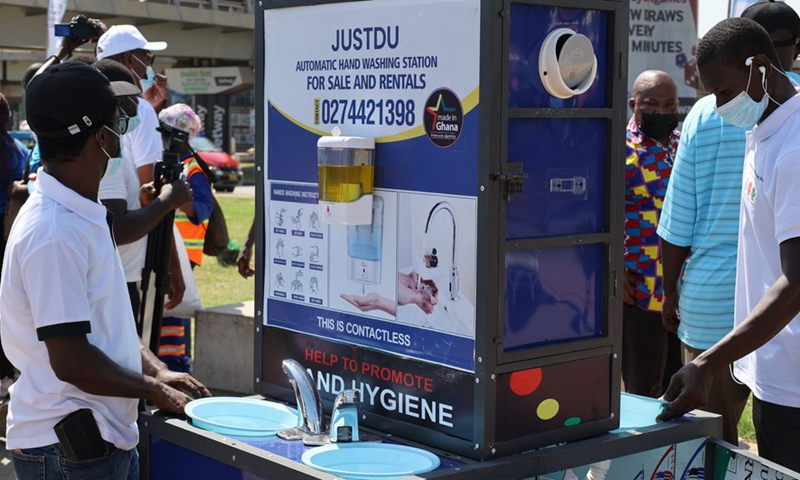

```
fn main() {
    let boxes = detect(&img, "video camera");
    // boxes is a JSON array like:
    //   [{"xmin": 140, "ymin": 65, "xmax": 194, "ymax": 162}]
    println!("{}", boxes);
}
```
[
  {"xmin": 54, "ymin": 15, "xmax": 103, "ymax": 40},
  {"xmin": 156, "ymin": 121, "xmax": 189, "ymax": 183}
]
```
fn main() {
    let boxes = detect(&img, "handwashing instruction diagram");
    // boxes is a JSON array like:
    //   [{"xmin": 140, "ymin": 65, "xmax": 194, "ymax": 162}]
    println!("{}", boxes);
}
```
[
  {"xmin": 269, "ymin": 184, "xmax": 329, "ymax": 307},
  {"xmin": 264, "ymin": 0, "xmax": 480, "ymax": 371}
]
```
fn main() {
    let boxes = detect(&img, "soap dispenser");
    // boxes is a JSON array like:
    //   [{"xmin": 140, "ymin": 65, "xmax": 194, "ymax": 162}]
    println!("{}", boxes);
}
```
[{"xmin": 330, "ymin": 389, "xmax": 360, "ymax": 443}]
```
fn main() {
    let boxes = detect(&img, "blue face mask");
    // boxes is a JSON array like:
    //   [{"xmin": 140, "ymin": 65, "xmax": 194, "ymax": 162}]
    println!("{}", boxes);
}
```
[
  {"xmin": 132, "ymin": 55, "xmax": 156, "ymax": 93},
  {"xmin": 715, "ymin": 58, "xmax": 784, "ymax": 128},
  {"xmin": 126, "ymin": 111, "xmax": 142, "ymax": 134},
  {"xmin": 715, "ymin": 61, "xmax": 769, "ymax": 128}
]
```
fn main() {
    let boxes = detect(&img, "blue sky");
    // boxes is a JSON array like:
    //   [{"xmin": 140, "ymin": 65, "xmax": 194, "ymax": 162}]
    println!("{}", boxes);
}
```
[{"xmin": 699, "ymin": 0, "xmax": 800, "ymax": 37}]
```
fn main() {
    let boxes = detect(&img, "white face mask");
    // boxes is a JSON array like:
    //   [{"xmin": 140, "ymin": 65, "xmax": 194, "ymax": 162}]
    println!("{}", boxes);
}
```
[{"xmin": 715, "ymin": 58, "xmax": 784, "ymax": 128}]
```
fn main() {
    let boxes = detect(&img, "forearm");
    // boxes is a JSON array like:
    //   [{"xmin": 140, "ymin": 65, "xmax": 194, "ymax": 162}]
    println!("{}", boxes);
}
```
[
  {"xmin": 660, "ymin": 238, "xmax": 690, "ymax": 295},
  {"xmin": 111, "ymin": 198, "xmax": 174, "ymax": 245},
  {"xmin": 48, "ymin": 339, "xmax": 163, "ymax": 403},
  {"xmin": 697, "ymin": 274, "xmax": 800, "ymax": 373},
  {"xmin": 140, "ymin": 337, "xmax": 168, "ymax": 378}
]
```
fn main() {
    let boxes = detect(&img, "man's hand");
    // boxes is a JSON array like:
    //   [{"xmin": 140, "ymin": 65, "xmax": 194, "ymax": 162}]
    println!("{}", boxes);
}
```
[
  {"xmin": 237, "ymin": 245, "xmax": 255, "ymax": 279},
  {"xmin": 159, "ymin": 178, "xmax": 193, "ymax": 210},
  {"xmin": 149, "ymin": 379, "xmax": 194, "ymax": 417},
  {"xmin": 140, "ymin": 182, "xmax": 156, "ymax": 207},
  {"xmin": 143, "ymin": 74, "xmax": 169, "ymax": 110},
  {"xmin": 623, "ymin": 270, "xmax": 637, "ymax": 305},
  {"xmin": 155, "ymin": 369, "xmax": 212, "ymax": 400},
  {"xmin": 656, "ymin": 360, "xmax": 713, "ymax": 423},
  {"xmin": 662, "ymin": 291, "xmax": 680, "ymax": 333}
]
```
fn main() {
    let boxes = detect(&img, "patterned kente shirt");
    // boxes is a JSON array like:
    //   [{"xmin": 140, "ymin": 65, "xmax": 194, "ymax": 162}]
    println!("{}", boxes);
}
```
[{"xmin": 624, "ymin": 116, "xmax": 680, "ymax": 313}]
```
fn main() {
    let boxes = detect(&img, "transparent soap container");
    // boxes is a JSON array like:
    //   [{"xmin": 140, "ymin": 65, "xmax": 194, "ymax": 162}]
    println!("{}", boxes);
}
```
[{"xmin": 317, "ymin": 127, "xmax": 375, "ymax": 225}]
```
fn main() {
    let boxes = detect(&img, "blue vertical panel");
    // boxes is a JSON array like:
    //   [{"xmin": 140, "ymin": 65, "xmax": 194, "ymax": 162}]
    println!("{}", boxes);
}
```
[
  {"xmin": 506, "ymin": 118, "xmax": 606, "ymax": 239},
  {"xmin": 508, "ymin": 4, "xmax": 609, "ymax": 109},
  {"xmin": 504, "ymin": 245, "xmax": 603, "ymax": 351}
]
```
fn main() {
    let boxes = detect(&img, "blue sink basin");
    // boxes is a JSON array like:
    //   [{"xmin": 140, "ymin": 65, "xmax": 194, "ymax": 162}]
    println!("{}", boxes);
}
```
[
  {"xmin": 613, "ymin": 393, "xmax": 667, "ymax": 432},
  {"xmin": 185, "ymin": 397, "xmax": 299, "ymax": 437},
  {"xmin": 301, "ymin": 443, "xmax": 441, "ymax": 479}
]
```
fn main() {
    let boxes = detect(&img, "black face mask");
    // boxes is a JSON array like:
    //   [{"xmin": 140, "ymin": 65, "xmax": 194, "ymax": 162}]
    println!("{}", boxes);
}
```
[{"xmin": 640, "ymin": 113, "xmax": 678, "ymax": 140}]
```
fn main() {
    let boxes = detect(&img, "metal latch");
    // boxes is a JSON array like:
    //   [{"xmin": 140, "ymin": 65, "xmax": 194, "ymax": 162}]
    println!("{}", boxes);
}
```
[{"xmin": 495, "ymin": 163, "xmax": 528, "ymax": 201}]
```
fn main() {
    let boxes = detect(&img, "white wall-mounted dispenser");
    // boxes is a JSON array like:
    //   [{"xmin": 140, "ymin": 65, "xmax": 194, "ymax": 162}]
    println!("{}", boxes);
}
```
[{"xmin": 538, "ymin": 28, "xmax": 597, "ymax": 99}]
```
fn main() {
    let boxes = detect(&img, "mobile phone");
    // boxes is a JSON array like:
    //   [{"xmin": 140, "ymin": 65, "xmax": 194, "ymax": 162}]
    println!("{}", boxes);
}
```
[{"xmin": 53, "ymin": 409, "xmax": 109, "ymax": 462}]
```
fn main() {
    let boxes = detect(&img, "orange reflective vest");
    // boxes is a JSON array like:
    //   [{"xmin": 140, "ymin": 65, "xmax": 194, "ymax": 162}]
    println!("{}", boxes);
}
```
[{"xmin": 175, "ymin": 158, "xmax": 209, "ymax": 266}]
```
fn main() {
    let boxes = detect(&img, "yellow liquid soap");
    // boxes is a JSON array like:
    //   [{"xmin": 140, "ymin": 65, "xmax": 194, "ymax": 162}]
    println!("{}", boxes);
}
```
[{"xmin": 318, "ymin": 165, "xmax": 374, "ymax": 202}]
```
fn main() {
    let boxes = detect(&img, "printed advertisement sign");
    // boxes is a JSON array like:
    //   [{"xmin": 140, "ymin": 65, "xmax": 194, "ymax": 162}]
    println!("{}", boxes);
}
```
[
  {"xmin": 263, "ymin": 328, "xmax": 475, "ymax": 440},
  {"xmin": 627, "ymin": 0, "xmax": 699, "ymax": 117},
  {"xmin": 263, "ymin": 0, "xmax": 480, "ymax": 371}
]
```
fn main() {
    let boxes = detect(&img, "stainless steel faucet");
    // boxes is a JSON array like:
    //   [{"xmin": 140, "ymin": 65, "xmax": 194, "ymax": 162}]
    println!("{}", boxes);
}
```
[
  {"xmin": 421, "ymin": 201, "xmax": 459, "ymax": 300},
  {"xmin": 281, "ymin": 359, "xmax": 324, "ymax": 435}
]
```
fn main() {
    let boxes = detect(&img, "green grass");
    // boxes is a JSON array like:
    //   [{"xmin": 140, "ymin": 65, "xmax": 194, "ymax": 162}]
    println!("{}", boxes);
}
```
[
  {"xmin": 739, "ymin": 395, "xmax": 756, "ymax": 443},
  {"xmin": 193, "ymin": 195, "xmax": 256, "ymax": 308}
]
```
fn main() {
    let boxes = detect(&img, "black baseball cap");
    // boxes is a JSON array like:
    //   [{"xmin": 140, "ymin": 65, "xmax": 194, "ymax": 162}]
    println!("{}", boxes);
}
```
[
  {"xmin": 741, "ymin": 0, "xmax": 800, "ymax": 46},
  {"xmin": 25, "ymin": 62, "xmax": 141, "ymax": 139}
]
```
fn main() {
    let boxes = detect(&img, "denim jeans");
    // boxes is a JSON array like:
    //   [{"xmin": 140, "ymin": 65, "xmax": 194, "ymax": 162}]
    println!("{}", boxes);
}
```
[{"xmin": 11, "ymin": 442, "xmax": 139, "ymax": 480}]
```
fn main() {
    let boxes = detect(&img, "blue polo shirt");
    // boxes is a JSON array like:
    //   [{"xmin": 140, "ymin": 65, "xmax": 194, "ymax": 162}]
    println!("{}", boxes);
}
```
[{"xmin": 657, "ymin": 94, "xmax": 746, "ymax": 350}]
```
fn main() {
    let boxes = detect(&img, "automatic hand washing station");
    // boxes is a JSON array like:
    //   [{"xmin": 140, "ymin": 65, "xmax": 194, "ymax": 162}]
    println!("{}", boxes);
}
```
[{"xmin": 136, "ymin": 1, "xmax": 735, "ymax": 479}]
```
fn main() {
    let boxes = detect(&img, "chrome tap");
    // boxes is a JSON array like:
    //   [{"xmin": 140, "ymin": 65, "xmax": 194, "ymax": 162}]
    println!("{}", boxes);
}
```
[
  {"xmin": 330, "ymin": 389, "xmax": 360, "ymax": 443},
  {"xmin": 421, "ymin": 201, "xmax": 459, "ymax": 301},
  {"xmin": 281, "ymin": 359, "xmax": 324, "ymax": 435}
]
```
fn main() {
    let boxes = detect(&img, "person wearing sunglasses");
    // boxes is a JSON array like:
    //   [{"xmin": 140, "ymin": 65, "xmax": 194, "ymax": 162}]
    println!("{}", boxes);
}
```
[
  {"xmin": 96, "ymin": 25, "xmax": 168, "ymax": 190},
  {"xmin": 93, "ymin": 59, "xmax": 194, "ymax": 324}
]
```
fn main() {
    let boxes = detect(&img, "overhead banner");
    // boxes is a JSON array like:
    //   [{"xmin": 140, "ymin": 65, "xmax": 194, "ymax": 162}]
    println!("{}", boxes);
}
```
[
  {"xmin": 628, "ymin": 0, "xmax": 699, "ymax": 117},
  {"xmin": 263, "ymin": 0, "xmax": 480, "ymax": 372}
]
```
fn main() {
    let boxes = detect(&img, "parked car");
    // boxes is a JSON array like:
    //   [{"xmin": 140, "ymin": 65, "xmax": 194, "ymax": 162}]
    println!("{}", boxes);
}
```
[{"xmin": 189, "ymin": 136, "xmax": 244, "ymax": 193}]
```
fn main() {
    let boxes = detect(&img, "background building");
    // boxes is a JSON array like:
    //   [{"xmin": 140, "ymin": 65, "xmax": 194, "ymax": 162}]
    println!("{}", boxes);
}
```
[{"xmin": 0, "ymin": 0, "xmax": 255, "ymax": 153}]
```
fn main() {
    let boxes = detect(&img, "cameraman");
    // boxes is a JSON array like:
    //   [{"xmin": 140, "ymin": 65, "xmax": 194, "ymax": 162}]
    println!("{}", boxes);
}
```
[{"xmin": 94, "ymin": 59, "xmax": 193, "ymax": 318}]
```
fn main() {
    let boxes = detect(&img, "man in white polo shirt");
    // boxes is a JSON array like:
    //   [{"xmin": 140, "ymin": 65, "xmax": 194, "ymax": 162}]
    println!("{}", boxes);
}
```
[
  {"xmin": 0, "ymin": 62, "xmax": 210, "ymax": 480},
  {"xmin": 659, "ymin": 18, "xmax": 800, "ymax": 470}
]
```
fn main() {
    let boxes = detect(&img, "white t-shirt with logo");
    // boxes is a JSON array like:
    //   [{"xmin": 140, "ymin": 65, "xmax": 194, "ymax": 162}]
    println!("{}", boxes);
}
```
[
  {"xmin": 0, "ymin": 171, "xmax": 142, "ymax": 450},
  {"xmin": 733, "ymin": 93, "xmax": 800, "ymax": 408},
  {"xmin": 99, "ymin": 156, "xmax": 147, "ymax": 282}
]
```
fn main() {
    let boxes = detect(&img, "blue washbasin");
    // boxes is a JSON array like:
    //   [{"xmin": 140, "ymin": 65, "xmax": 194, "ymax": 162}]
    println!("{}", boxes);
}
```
[
  {"xmin": 185, "ymin": 397, "xmax": 300, "ymax": 437},
  {"xmin": 613, "ymin": 393, "xmax": 668, "ymax": 432},
  {"xmin": 302, "ymin": 443, "xmax": 441, "ymax": 479}
]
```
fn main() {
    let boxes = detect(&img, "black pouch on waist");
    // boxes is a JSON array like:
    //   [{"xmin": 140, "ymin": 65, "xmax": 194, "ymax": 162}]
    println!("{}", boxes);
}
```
[{"xmin": 53, "ymin": 408, "xmax": 109, "ymax": 462}]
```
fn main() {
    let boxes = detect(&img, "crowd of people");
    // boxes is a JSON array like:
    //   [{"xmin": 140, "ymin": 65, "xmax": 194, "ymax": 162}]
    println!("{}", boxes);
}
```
[
  {"xmin": 3, "ymin": 0, "xmax": 800, "ymax": 477},
  {"xmin": 624, "ymin": 0, "xmax": 800, "ymax": 471}
]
